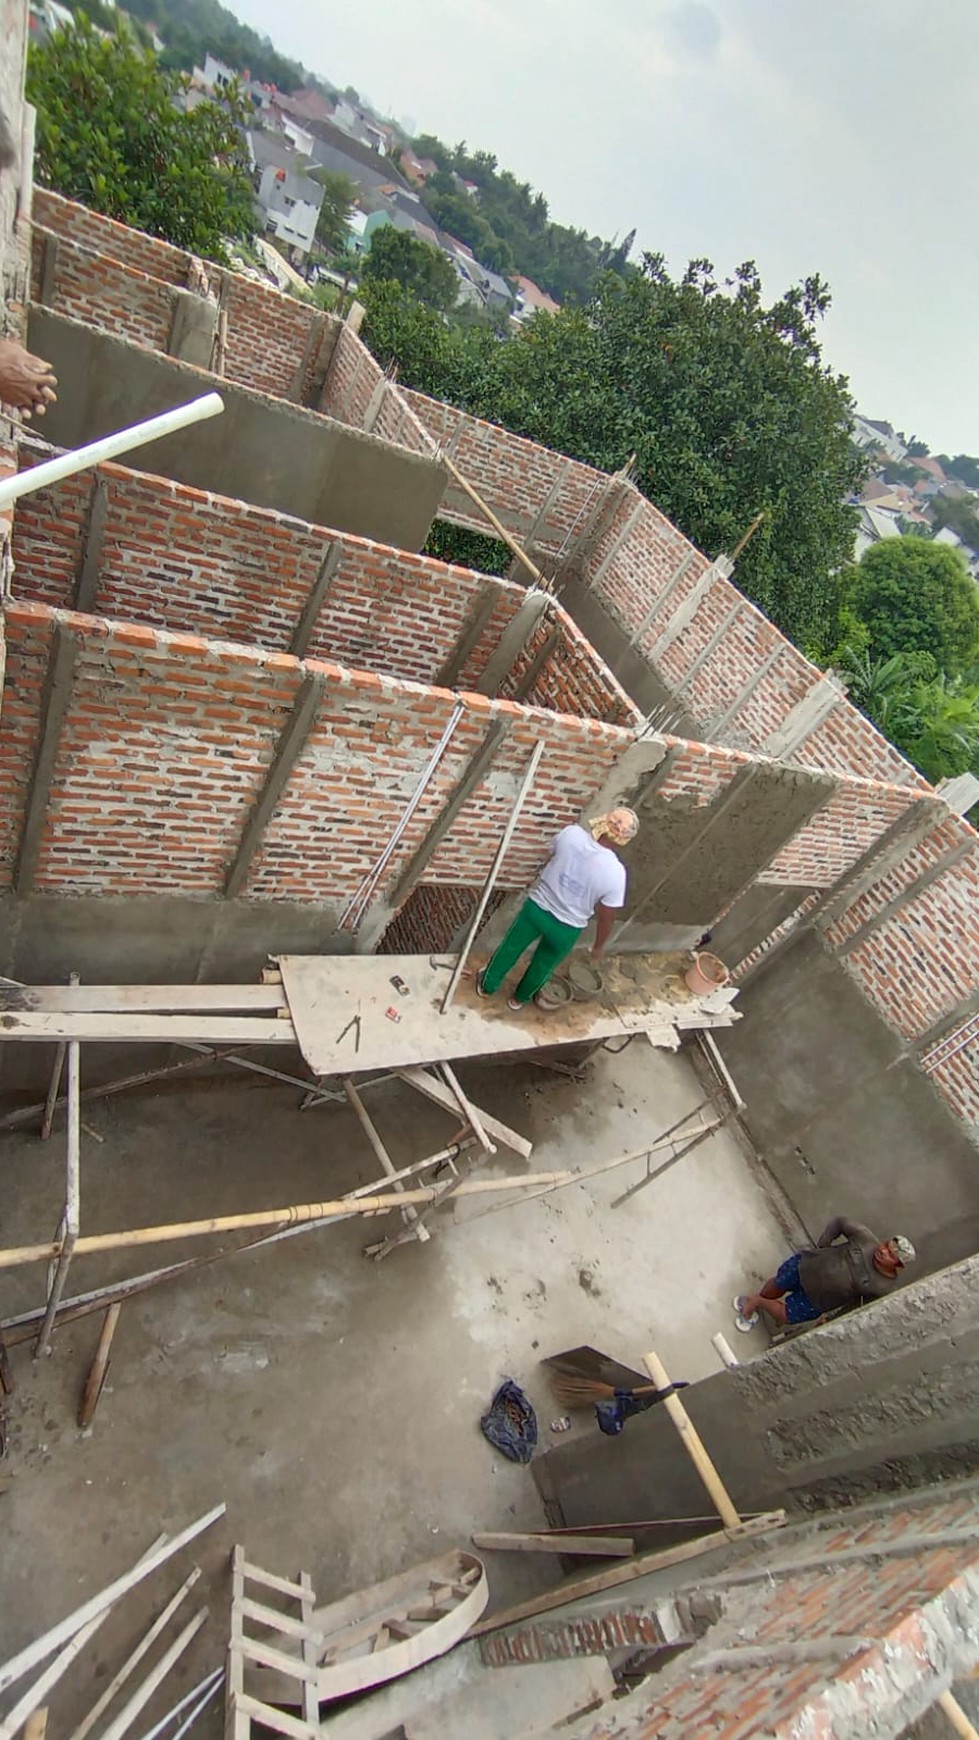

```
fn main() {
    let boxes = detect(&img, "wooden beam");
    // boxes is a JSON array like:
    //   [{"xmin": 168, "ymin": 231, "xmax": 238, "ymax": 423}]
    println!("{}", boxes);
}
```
[
  {"xmin": 939, "ymin": 1690, "xmax": 979, "ymax": 1740},
  {"xmin": 396, "ymin": 1066, "xmax": 532, "ymax": 1159},
  {"xmin": 14, "ymin": 625, "xmax": 77, "ymax": 895},
  {"xmin": 288, "ymin": 544, "xmax": 341, "ymax": 659},
  {"xmin": 0, "ymin": 1508, "xmax": 225, "ymax": 1695},
  {"xmin": 468, "ymin": 1512, "xmax": 786, "ymax": 1637},
  {"xmin": 0, "ymin": 984, "xmax": 288, "ymax": 1014},
  {"xmin": 0, "ymin": 1013, "xmax": 294, "ymax": 1043},
  {"xmin": 75, "ymin": 475, "xmax": 109, "ymax": 613},
  {"xmin": 471, "ymin": 1532, "xmax": 635, "ymax": 1558},
  {"xmin": 224, "ymin": 674, "xmax": 325, "ymax": 898}
]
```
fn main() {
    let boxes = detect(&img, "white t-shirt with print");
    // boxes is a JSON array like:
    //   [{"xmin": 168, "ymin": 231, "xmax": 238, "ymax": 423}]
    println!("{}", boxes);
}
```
[{"xmin": 529, "ymin": 824, "xmax": 627, "ymax": 929}]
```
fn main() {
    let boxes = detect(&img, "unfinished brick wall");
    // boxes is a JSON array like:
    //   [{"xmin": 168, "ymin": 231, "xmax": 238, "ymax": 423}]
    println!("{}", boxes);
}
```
[
  {"xmin": 759, "ymin": 784, "xmax": 918, "ymax": 889},
  {"xmin": 31, "ymin": 225, "xmax": 176, "ymax": 353},
  {"xmin": 398, "ymin": 390, "xmax": 612, "ymax": 556},
  {"xmin": 0, "ymin": 602, "xmax": 635, "ymax": 909},
  {"xmin": 10, "ymin": 459, "xmax": 634, "ymax": 720},
  {"xmin": 575, "ymin": 1486, "xmax": 979, "ymax": 1739},
  {"xmin": 378, "ymin": 884, "xmax": 507, "ymax": 955},
  {"xmin": 31, "ymin": 191, "xmax": 335, "ymax": 400}
]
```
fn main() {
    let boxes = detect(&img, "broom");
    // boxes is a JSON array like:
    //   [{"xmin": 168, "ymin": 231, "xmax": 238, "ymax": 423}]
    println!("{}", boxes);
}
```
[{"xmin": 549, "ymin": 1370, "xmax": 681, "ymax": 1410}]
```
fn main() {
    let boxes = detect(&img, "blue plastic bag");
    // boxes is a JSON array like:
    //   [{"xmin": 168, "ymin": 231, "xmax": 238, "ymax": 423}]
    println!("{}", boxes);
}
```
[{"xmin": 480, "ymin": 1378, "xmax": 538, "ymax": 1464}]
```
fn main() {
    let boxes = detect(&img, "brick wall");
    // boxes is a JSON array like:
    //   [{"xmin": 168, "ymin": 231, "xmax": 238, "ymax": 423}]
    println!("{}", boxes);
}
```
[
  {"xmin": 759, "ymin": 784, "xmax": 918, "ymax": 889},
  {"xmin": 321, "ymin": 321, "xmax": 384, "ymax": 426},
  {"xmin": 398, "ymin": 390, "xmax": 612, "ymax": 556},
  {"xmin": 574, "ymin": 1486, "xmax": 979, "ymax": 1739},
  {"xmin": 10, "ymin": 459, "xmax": 633, "ymax": 718},
  {"xmin": 31, "ymin": 224, "xmax": 176, "ymax": 353},
  {"xmin": 378, "ymin": 883, "xmax": 507, "ymax": 955},
  {"xmin": 31, "ymin": 190, "xmax": 335, "ymax": 400},
  {"xmin": 0, "ymin": 602, "xmax": 635, "ymax": 909}
]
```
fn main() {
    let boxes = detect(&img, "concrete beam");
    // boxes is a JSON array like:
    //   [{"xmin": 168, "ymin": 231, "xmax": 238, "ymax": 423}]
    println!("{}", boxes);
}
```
[
  {"xmin": 911, "ymin": 987, "xmax": 979, "ymax": 1061},
  {"xmin": 287, "ymin": 543, "xmax": 341, "ymax": 659},
  {"xmin": 223, "ymin": 673, "xmax": 325, "ymax": 899},
  {"xmin": 435, "ymin": 583, "xmax": 504, "ymax": 690},
  {"xmin": 386, "ymin": 718, "xmax": 512, "ymax": 909},
  {"xmin": 14, "ymin": 625, "xmax": 77, "ymax": 895},
  {"xmin": 362, "ymin": 375, "xmax": 389, "ymax": 435},
  {"xmin": 815, "ymin": 797, "xmax": 940, "ymax": 927},
  {"xmin": 511, "ymin": 625, "xmax": 562, "ymax": 703},
  {"xmin": 74, "ymin": 474, "xmax": 109, "ymax": 614},
  {"xmin": 37, "ymin": 233, "xmax": 59, "ymax": 307},
  {"xmin": 586, "ymin": 499, "xmax": 644, "ymax": 593},
  {"xmin": 673, "ymin": 600, "xmax": 743, "ymax": 695},
  {"xmin": 762, "ymin": 676, "xmax": 841, "ymax": 760},
  {"xmin": 650, "ymin": 557, "xmax": 733, "ymax": 660},
  {"xmin": 475, "ymin": 591, "xmax": 551, "ymax": 696},
  {"xmin": 167, "ymin": 288, "xmax": 218, "ymax": 370},
  {"xmin": 836, "ymin": 839, "xmax": 977, "ymax": 957},
  {"xmin": 707, "ymin": 642, "xmax": 784, "ymax": 739},
  {"xmin": 287, "ymin": 312, "xmax": 325, "ymax": 406},
  {"xmin": 527, "ymin": 460, "xmax": 572, "ymax": 546}
]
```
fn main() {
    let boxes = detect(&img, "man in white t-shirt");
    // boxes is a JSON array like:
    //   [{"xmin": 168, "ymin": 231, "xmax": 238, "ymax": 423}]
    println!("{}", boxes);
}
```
[{"xmin": 477, "ymin": 808, "xmax": 639, "ymax": 1011}]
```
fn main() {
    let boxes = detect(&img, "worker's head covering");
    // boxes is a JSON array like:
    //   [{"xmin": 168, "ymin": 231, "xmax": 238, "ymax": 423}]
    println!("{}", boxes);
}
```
[
  {"xmin": 891, "ymin": 1235, "xmax": 916, "ymax": 1266},
  {"xmin": 589, "ymin": 808, "xmax": 640, "ymax": 846}
]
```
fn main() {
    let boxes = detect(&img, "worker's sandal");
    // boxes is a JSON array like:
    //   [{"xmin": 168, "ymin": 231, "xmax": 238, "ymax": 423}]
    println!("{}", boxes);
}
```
[{"xmin": 733, "ymin": 1294, "xmax": 759, "ymax": 1331}]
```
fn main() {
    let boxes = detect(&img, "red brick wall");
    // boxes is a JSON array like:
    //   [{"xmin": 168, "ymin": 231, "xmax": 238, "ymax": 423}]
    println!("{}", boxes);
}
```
[
  {"xmin": 503, "ymin": 604, "xmax": 638, "ymax": 729},
  {"xmin": 31, "ymin": 225, "xmax": 176, "ymax": 353},
  {"xmin": 0, "ymin": 603, "xmax": 635, "ymax": 908},
  {"xmin": 34, "ymin": 188, "xmax": 190, "ymax": 285},
  {"xmin": 398, "ymin": 390, "xmax": 611, "ymax": 555},
  {"xmin": 760, "ymin": 785, "xmax": 918, "ymax": 889},
  {"xmin": 578, "ymin": 1487, "xmax": 979, "ymax": 1739},
  {"xmin": 10, "ymin": 461, "xmax": 629, "ymax": 716},
  {"xmin": 321, "ymin": 322, "xmax": 384, "ymax": 426},
  {"xmin": 31, "ymin": 191, "xmax": 332, "ymax": 401}
]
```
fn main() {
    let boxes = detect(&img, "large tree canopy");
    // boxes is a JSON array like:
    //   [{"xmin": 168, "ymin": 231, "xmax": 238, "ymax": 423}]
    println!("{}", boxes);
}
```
[
  {"xmin": 27, "ymin": 18, "xmax": 254, "ymax": 259},
  {"xmin": 360, "ymin": 225, "xmax": 459, "ymax": 314},
  {"xmin": 361, "ymin": 257, "xmax": 864, "ymax": 649},
  {"xmin": 850, "ymin": 537, "xmax": 979, "ymax": 674}
]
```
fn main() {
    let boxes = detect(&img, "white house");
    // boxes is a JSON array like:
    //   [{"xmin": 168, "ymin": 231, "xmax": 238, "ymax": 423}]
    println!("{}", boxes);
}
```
[{"xmin": 851, "ymin": 414, "xmax": 908, "ymax": 463}]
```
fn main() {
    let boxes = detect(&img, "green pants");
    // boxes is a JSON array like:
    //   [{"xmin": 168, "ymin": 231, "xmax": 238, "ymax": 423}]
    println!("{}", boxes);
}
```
[{"xmin": 483, "ymin": 899, "xmax": 582, "ymax": 1004}]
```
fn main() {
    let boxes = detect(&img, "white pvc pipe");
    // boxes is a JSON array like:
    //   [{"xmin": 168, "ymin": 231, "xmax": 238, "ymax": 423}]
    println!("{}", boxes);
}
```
[{"xmin": 0, "ymin": 392, "xmax": 224, "ymax": 509}]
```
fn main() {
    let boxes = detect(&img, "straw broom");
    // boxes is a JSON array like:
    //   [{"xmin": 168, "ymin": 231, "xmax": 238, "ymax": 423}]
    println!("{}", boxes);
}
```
[{"xmin": 548, "ymin": 1370, "xmax": 668, "ymax": 1410}]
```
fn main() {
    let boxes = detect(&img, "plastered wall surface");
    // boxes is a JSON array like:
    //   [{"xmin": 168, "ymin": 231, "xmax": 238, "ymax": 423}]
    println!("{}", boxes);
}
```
[{"xmin": 25, "ymin": 309, "xmax": 446, "ymax": 550}]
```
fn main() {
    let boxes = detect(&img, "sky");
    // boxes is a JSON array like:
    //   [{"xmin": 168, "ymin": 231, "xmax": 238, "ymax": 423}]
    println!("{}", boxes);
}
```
[{"xmin": 232, "ymin": 0, "xmax": 979, "ymax": 453}]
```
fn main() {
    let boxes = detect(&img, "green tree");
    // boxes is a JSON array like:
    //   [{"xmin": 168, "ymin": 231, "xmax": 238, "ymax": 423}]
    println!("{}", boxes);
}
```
[
  {"xmin": 837, "ymin": 646, "xmax": 979, "ymax": 784},
  {"xmin": 936, "ymin": 454, "xmax": 979, "ymax": 491},
  {"xmin": 28, "ymin": 18, "xmax": 254, "ymax": 258},
  {"xmin": 357, "ymin": 280, "xmax": 454, "ymax": 394},
  {"xmin": 930, "ymin": 492, "xmax": 979, "ymax": 552},
  {"xmin": 124, "ymin": 0, "xmax": 304, "ymax": 88},
  {"xmin": 360, "ymin": 226, "xmax": 458, "ymax": 313},
  {"xmin": 309, "ymin": 168, "xmax": 357, "ymax": 254},
  {"xmin": 850, "ymin": 538, "xmax": 979, "ymax": 673}
]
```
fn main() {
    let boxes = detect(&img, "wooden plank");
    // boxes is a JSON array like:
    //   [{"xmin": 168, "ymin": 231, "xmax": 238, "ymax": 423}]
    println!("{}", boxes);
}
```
[
  {"xmin": 242, "ymin": 1562, "xmax": 309, "ymax": 1601},
  {"xmin": 468, "ymin": 1512, "xmax": 786, "ymax": 1638},
  {"xmin": 298, "ymin": 1571, "xmax": 318, "ymax": 1738},
  {"xmin": 234, "ymin": 1694, "xmax": 314, "ymax": 1740},
  {"xmin": 397, "ymin": 1067, "xmax": 531, "ymax": 1160},
  {"xmin": 0, "ymin": 1508, "xmax": 224, "ymax": 1695},
  {"xmin": 238, "ymin": 1598, "xmax": 320, "ymax": 1642},
  {"xmin": 0, "ymin": 1014, "xmax": 295, "ymax": 1043},
  {"xmin": 0, "ymin": 985, "xmax": 288, "ymax": 1014},
  {"xmin": 239, "ymin": 1638, "xmax": 318, "ymax": 1681},
  {"xmin": 99, "ymin": 1610, "xmax": 207, "ymax": 1740},
  {"xmin": 70, "ymin": 1566, "xmax": 201, "ymax": 1740},
  {"xmin": 471, "ymin": 1531, "xmax": 634, "ymax": 1558}
]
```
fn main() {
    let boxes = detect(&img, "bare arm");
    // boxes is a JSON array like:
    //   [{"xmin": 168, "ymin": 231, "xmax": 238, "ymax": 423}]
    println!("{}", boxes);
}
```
[{"xmin": 592, "ymin": 901, "xmax": 617, "ymax": 959}]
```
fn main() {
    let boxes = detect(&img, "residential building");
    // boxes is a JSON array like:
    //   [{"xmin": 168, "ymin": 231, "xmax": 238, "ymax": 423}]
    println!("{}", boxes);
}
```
[
  {"xmin": 247, "ymin": 130, "xmax": 323, "ymax": 259},
  {"xmin": 399, "ymin": 146, "xmax": 439, "ymax": 185},
  {"xmin": 513, "ymin": 275, "xmax": 561, "ymax": 320},
  {"xmin": 853, "ymin": 502, "xmax": 901, "ymax": 560},
  {"xmin": 851, "ymin": 413, "xmax": 907, "ymax": 462}
]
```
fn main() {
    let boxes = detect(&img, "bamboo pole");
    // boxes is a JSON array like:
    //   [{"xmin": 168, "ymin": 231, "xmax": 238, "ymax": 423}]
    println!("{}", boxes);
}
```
[
  {"xmin": 939, "ymin": 1690, "xmax": 979, "ymax": 1740},
  {"xmin": 34, "ymin": 1039, "xmax": 80, "ymax": 1357},
  {"xmin": 0, "ymin": 1511, "xmax": 223, "ymax": 1695},
  {"xmin": 0, "ymin": 1171, "xmax": 575, "ymax": 1271},
  {"xmin": 97, "ymin": 1610, "xmax": 208, "ymax": 1740},
  {"xmin": 441, "ymin": 452, "xmax": 549, "ymax": 589},
  {"xmin": 642, "ymin": 1350, "xmax": 741, "ymax": 1530},
  {"xmin": 77, "ymin": 1303, "xmax": 122, "ymax": 1428}
]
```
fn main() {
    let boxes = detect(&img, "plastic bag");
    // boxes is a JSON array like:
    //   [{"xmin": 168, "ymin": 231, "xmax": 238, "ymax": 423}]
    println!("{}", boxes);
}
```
[{"xmin": 480, "ymin": 1378, "xmax": 538, "ymax": 1464}]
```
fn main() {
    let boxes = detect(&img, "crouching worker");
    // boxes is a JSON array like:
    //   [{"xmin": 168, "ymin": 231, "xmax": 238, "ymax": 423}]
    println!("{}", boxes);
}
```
[
  {"xmin": 477, "ymin": 808, "xmax": 639, "ymax": 1012},
  {"xmin": 735, "ymin": 1217, "xmax": 916, "ymax": 1333}
]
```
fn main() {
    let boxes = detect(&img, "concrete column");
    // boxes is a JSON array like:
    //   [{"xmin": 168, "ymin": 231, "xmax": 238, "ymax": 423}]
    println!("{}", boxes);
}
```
[
  {"xmin": 474, "ymin": 591, "xmax": 550, "ymax": 696},
  {"xmin": 167, "ymin": 288, "xmax": 218, "ymax": 370},
  {"xmin": 650, "ymin": 556, "xmax": 734, "ymax": 660},
  {"xmin": 762, "ymin": 676, "xmax": 842, "ymax": 760}
]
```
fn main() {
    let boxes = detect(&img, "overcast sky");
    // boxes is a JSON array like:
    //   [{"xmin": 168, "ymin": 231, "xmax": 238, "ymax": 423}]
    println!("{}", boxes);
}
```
[{"xmin": 234, "ymin": 0, "xmax": 979, "ymax": 453}]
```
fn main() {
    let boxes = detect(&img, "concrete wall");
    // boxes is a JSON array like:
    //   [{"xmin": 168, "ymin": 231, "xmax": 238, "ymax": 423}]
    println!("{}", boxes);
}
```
[
  {"xmin": 26, "ymin": 310, "xmax": 446, "ymax": 551},
  {"xmin": 536, "ymin": 1251, "xmax": 979, "ymax": 1535}
]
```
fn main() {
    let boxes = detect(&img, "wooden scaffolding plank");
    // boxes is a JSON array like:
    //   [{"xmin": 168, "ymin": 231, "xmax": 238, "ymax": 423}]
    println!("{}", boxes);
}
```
[
  {"xmin": 0, "ymin": 1014, "xmax": 295, "ymax": 1044},
  {"xmin": 397, "ymin": 1067, "xmax": 532, "ymax": 1159},
  {"xmin": 0, "ymin": 985, "xmax": 289, "ymax": 1014}
]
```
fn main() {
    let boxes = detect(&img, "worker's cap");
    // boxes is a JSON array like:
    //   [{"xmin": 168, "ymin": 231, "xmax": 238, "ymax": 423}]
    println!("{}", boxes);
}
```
[
  {"xmin": 589, "ymin": 807, "xmax": 640, "ymax": 846},
  {"xmin": 891, "ymin": 1235, "xmax": 916, "ymax": 1265}
]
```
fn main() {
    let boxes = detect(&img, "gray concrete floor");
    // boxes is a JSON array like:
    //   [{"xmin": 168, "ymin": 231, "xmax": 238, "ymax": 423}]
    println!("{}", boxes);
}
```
[{"xmin": 0, "ymin": 1039, "xmax": 794, "ymax": 1733}]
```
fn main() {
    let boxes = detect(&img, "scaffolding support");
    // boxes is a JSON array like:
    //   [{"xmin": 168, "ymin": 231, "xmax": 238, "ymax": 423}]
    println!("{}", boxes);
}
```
[{"xmin": 34, "ymin": 1039, "xmax": 80, "ymax": 1357}]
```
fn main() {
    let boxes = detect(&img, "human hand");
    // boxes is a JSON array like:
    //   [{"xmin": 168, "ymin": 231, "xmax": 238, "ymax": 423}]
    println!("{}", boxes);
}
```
[
  {"xmin": 590, "ymin": 943, "xmax": 604, "ymax": 961},
  {"xmin": 0, "ymin": 341, "xmax": 58, "ymax": 418}
]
